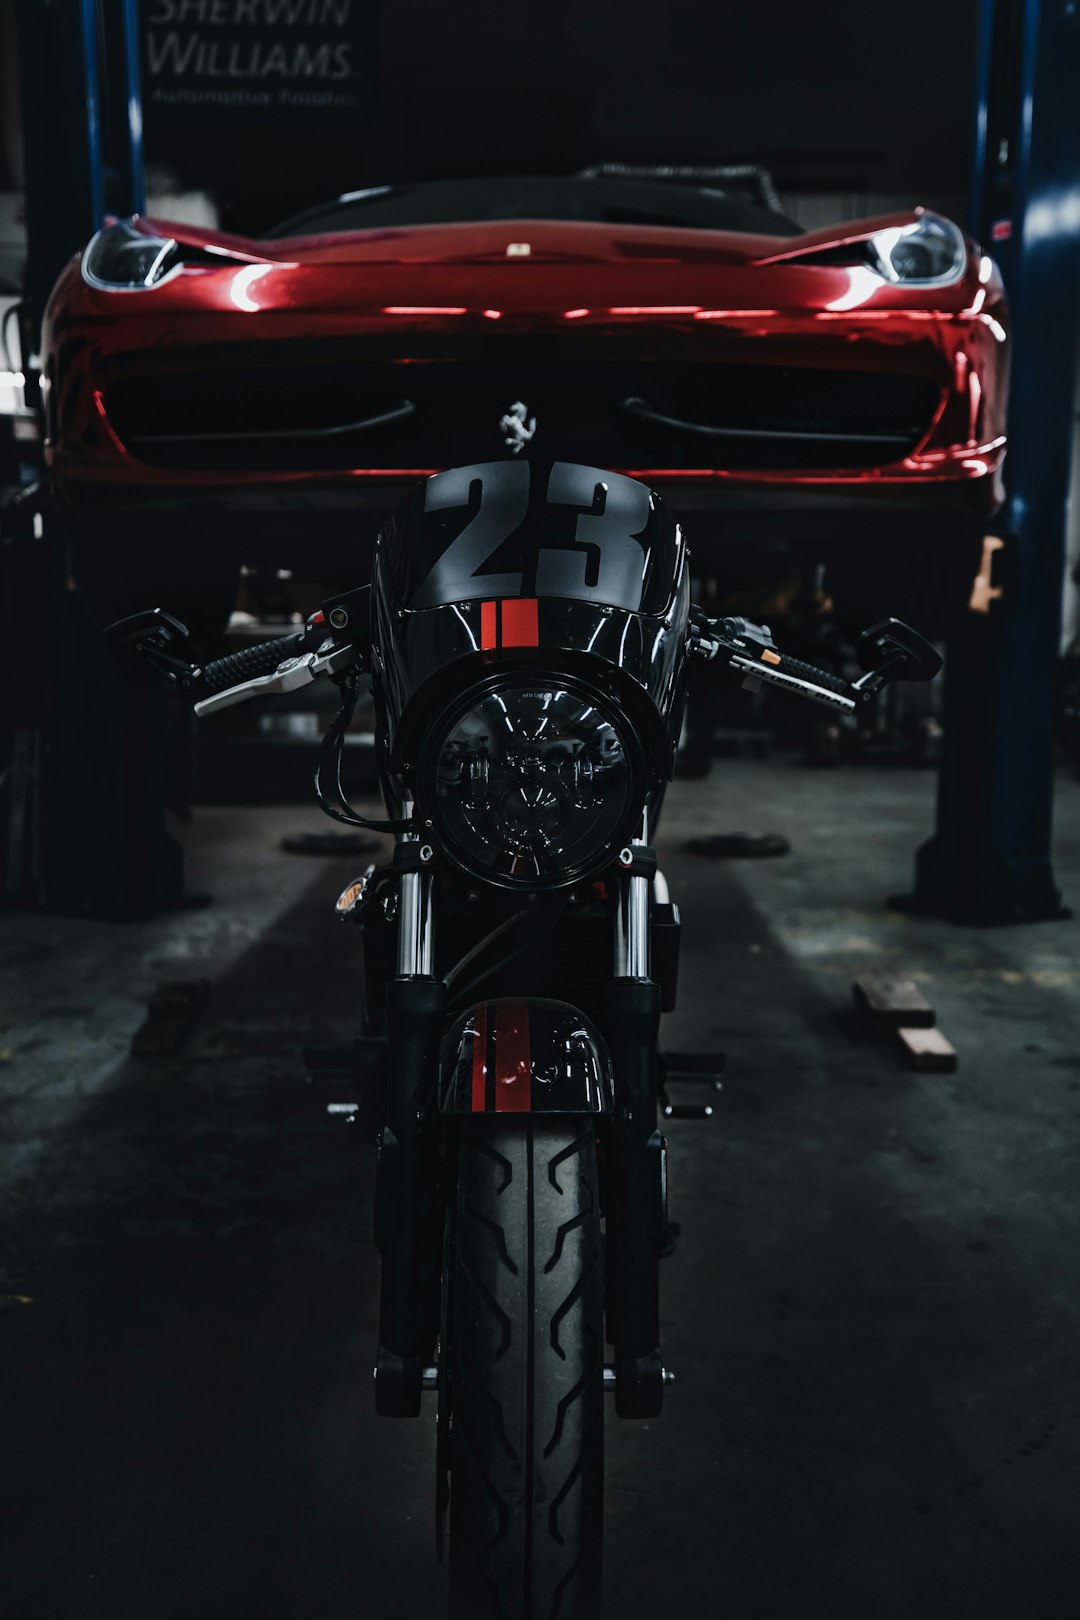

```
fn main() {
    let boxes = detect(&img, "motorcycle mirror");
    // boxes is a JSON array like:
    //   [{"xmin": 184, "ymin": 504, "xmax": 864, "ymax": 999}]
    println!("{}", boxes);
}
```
[
  {"xmin": 102, "ymin": 607, "xmax": 199, "ymax": 689},
  {"xmin": 855, "ymin": 618, "xmax": 942, "ymax": 683},
  {"xmin": 103, "ymin": 606, "xmax": 193, "ymax": 654}
]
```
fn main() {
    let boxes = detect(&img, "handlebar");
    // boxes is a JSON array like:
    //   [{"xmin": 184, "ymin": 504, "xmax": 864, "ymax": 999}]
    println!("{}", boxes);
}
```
[
  {"xmin": 192, "ymin": 632, "xmax": 361, "ymax": 717},
  {"xmin": 105, "ymin": 595, "xmax": 372, "ymax": 717},
  {"xmin": 735, "ymin": 650, "xmax": 858, "ymax": 711},
  {"xmin": 691, "ymin": 613, "xmax": 941, "ymax": 712},
  {"xmin": 760, "ymin": 652, "xmax": 853, "ymax": 701},
  {"xmin": 200, "ymin": 631, "xmax": 308, "ymax": 697},
  {"xmin": 199, "ymin": 617, "xmax": 861, "ymax": 718},
  {"xmin": 109, "ymin": 592, "xmax": 937, "ymax": 725},
  {"xmin": 690, "ymin": 613, "xmax": 856, "ymax": 711}
]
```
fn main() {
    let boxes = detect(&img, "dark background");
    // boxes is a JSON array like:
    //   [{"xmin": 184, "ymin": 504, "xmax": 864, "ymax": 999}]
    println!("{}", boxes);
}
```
[{"xmin": 0, "ymin": 1, "xmax": 982, "ymax": 233}]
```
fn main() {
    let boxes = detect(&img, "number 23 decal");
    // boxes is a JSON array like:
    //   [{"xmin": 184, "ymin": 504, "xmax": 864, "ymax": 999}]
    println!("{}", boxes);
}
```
[{"xmin": 412, "ymin": 462, "xmax": 654, "ymax": 612}]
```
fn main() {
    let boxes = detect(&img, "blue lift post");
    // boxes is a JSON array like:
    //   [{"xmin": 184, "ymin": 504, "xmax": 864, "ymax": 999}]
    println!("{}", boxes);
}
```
[
  {"xmin": 15, "ymin": 0, "xmax": 145, "ymax": 389},
  {"xmin": 3, "ymin": 0, "xmax": 183, "ymax": 916},
  {"xmin": 904, "ymin": 0, "xmax": 1080, "ymax": 923},
  {"xmin": 15, "ymin": 0, "xmax": 104, "ymax": 338},
  {"xmin": 99, "ymin": 0, "xmax": 147, "ymax": 220}
]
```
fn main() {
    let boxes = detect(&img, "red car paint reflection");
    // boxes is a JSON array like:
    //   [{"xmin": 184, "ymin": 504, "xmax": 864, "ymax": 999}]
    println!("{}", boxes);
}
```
[{"xmin": 41, "ymin": 209, "xmax": 1008, "ymax": 527}]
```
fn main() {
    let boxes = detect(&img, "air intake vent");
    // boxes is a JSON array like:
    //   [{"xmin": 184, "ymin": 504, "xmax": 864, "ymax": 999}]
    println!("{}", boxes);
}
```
[{"xmin": 103, "ymin": 347, "xmax": 941, "ymax": 474}]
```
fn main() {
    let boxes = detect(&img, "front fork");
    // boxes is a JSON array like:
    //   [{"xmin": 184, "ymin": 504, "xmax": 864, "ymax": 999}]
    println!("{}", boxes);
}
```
[
  {"xmin": 608, "ymin": 818, "xmax": 667, "ymax": 1418},
  {"xmin": 373, "ymin": 831, "xmax": 443, "ymax": 1417},
  {"xmin": 372, "ymin": 821, "xmax": 667, "ymax": 1421}
]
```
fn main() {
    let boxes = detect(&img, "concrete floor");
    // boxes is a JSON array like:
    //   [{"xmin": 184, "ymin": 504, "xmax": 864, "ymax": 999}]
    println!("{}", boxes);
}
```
[{"xmin": 2, "ymin": 761, "xmax": 1080, "ymax": 1619}]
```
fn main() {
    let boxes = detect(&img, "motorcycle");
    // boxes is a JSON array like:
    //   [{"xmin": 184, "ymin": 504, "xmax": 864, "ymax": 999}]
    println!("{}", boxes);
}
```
[{"xmin": 111, "ymin": 459, "xmax": 941, "ymax": 1619}]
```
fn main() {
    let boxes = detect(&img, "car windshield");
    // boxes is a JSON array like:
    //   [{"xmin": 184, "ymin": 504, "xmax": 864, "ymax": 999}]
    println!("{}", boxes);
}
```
[{"xmin": 266, "ymin": 173, "xmax": 802, "ymax": 240}]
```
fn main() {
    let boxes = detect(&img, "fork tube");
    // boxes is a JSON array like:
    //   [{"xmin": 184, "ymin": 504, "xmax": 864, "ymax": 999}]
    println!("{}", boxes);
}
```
[
  {"xmin": 614, "ymin": 811, "xmax": 650, "ymax": 979},
  {"xmin": 397, "ymin": 868, "xmax": 434, "ymax": 977},
  {"xmin": 375, "ymin": 816, "xmax": 443, "ymax": 1417},
  {"xmin": 607, "ymin": 808, "xmax": 664, "ymax": 1418},
  {"xmin": 396, "ymin": 820, "xmax": 435, "ymax": 979}
]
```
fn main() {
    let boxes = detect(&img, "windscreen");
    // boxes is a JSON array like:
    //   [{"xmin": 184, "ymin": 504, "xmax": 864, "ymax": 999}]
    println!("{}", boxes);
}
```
[
  {"xmin": 382, "ymin": 461, "xmax": 681, "ymax": 617},
  {"xmin": 269, "ymin": 175, "xmax": 801, "ymax": 239}
]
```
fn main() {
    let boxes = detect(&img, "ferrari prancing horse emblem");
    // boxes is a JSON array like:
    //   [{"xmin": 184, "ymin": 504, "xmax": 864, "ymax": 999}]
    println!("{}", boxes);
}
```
[{"xmin": 499, "ymin": 400, "xmax": 537, "ymax": 455}]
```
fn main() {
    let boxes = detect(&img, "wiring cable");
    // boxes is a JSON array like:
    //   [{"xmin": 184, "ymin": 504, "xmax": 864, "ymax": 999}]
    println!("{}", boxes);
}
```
[{"xmin": 314, "ymin": 667, "xmax": 413, "ymax": 835}]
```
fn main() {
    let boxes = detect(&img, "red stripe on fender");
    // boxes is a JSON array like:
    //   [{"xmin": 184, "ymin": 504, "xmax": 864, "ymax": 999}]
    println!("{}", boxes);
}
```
[
  {"xmin": 471, "ymin": 1003, "xmax": 487, "ymax": 1112},
  {"xmin": 481, "ymin": 600, "xmax": 498, "ymax": 650},
  {"xmin": 495, "ymin": 998, "xmax": 532, "ymax": 1112},
  {"xmin": 500, "ymin": 598, "xmax": 539, "ymax": 647}
]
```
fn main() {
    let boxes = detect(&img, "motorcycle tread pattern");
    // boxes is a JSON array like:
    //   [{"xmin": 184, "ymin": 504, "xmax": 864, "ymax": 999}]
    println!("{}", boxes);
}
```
[{"xmin": 448, "ymin": 1118, "xmax": 603, "ymax": 1620}]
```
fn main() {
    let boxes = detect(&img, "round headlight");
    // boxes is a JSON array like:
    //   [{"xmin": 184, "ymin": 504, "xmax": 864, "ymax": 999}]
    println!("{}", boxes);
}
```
[{"xmin": 425, "ymin": 679, "xmax": 636, "ymax": 889}]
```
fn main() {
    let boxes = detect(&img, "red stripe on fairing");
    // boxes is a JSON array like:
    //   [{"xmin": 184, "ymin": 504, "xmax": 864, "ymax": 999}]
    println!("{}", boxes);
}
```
[
  {"xmin": 495, "ymin": 998, "xmax": 531, "ymax": 1112},
  {"xmin": 480, "ymin": 600, "xmax": 498, "ymax": 650},
  {"xmin": 471, "ymin": 1003, "xmax": 487, "ymax": 1112},
  {"xmin": 500, "ymin": 598, "xmax": 539, "ymax": 647}
]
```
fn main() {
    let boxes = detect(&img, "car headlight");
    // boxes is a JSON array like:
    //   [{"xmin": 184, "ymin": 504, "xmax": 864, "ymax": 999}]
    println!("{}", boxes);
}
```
[
  {"xmin": 866, "ymin": 214, "xmax": 967, "ymax": 285},
  {"xmin": 83, "ymin": 220, "xmax": 181, "ymax": 290},
  {"xmin": 423, "ymin": 679, "xmax": 637, "ymax": 890}
]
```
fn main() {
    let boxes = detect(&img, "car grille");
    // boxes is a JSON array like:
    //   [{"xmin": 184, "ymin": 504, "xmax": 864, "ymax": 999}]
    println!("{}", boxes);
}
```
[{"xmin": 102, "ymin": 346, "xmax": 942, "ymax": 474}]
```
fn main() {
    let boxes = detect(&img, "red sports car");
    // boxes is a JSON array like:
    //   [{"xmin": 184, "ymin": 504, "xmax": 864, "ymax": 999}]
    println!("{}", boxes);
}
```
[{"xmin": 41, "ymin": 172, "xmax": 1008, "ymax": 626}]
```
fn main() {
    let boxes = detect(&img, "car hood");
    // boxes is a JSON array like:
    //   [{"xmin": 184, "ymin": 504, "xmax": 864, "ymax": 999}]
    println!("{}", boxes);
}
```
[{"xmin": 141, "ymin": 210, "xmax": 935, "ymax": 271}]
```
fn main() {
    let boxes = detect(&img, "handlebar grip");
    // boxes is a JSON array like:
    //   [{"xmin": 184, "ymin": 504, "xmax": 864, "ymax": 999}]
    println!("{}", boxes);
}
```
[
  {"xmin": 200, "ymin": 631, "xmax": 306, "ymax": 697},
  {"xmin": 771, "ymin": 653, "xmax": 853, "ymax": 700}
]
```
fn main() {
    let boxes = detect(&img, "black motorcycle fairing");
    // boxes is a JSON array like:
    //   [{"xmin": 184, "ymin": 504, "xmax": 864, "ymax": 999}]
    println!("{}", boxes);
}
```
[
  {"xmin": 439, "ymin": 997, "xmax": 614, "ymax": 1116},
  {"xmin": 382, "ymin": 459, "xmax": 684, "ymax": 616},
  {"xmin": 367, "ymin": 461, "xmax": 691, "ymax": 812},
  {"xmin": 369, "ymin": 550, "xmax": 691, "ymax": 799}
]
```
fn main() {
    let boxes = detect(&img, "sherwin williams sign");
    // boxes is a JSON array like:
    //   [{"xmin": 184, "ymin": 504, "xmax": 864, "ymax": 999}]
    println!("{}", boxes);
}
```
[{"xmin": 143, "ymin": 0, "xmax": 379, "ymax": 121}]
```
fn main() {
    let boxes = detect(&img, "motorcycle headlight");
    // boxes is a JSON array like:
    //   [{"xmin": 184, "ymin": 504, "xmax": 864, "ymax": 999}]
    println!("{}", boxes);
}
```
[
  {"xmin": 83, "ymin": 220, "xmax": 181, "ymax": 290},
  {"xmin": 867, "ymin": 214, "xmax": 967, "ymax": 285},
  {"xmin": 423, "ymin": 679, "xmax": 637, "ymax": 890}
]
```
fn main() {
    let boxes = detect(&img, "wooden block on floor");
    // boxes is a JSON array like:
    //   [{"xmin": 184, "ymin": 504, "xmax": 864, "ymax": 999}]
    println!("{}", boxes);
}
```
[
  {"xmin": 896, "ymin": 1025, "xmax": 958, "ymax": 1073},
  {"xmin": 852, "ymin": 973, "xmax": 935, "ymax": 1028}
]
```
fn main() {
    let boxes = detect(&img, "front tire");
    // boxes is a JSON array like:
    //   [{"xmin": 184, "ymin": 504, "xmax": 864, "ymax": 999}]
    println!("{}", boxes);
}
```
[{"xmin": 448, "ymin": 1117, "xmax": 604, "ymax": 1620}]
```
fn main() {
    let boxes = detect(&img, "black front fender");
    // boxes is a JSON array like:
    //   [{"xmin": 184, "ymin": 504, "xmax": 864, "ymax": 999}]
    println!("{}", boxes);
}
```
[{"xmin": 439, "ymin": 997, "xmax": 614, "ymax": 1116}]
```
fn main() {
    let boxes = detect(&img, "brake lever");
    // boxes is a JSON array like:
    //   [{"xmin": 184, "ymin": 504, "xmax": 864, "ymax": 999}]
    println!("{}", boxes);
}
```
[{"xmin": 193, "ymin": 643, "xmax": 359, "ymax": 717}]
